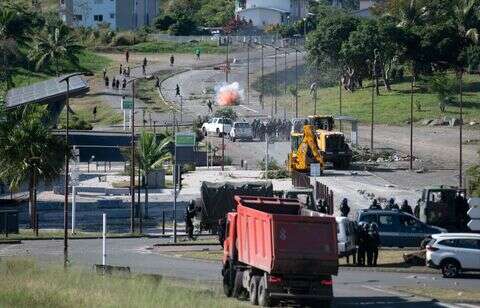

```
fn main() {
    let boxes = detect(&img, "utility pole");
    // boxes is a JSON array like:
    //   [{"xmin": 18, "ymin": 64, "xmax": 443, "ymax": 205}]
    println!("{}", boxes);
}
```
[
  {"xmin": 265, "ymin": 133, "xmax": 269, "ymax": 180},
  {"xmin": 222, "ymin": 117, "xmax": 225, "ymax": 171},
  {"xmin": 284, "ymin": 50, "xmax": 288, "ymax": 95},
  {"xmin": 410, "ymin": 76, "xmax": 415, "ymax": 170},
  {"xmin": 295, "ymin": 48, "xmax": 299, "ymax": 118},
  {"xmin": 459, "ymin": 73, "xmax": 463, "ymax": 188},
  {"xmin": 59, "ymin": 72, "xmax": 84, "ymax": 268},
  {"xmin": 370, "ymin": 65, "xmax": 375, "ymax": 152},
  {"xmin": 274, "ymin": 47, "xmax": 278, "ymax": 114},
  {"xmin": 247, "ymin": 37, "xmax": 250, "ymax": 104},
  {"xmin": 339, "ymin": 79, "xmax": 343, "ymax": 131},
  {"xmin": 261, "ymin": 41, "xmax": 264, "ymax": 111},
  {"xmin": 225, "ymin": 35, "xmax": 229, "ymax": 83}
]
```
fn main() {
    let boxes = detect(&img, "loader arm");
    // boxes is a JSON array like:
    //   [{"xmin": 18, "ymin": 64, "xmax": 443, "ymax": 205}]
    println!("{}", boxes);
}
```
[{"xmin": 290, "ymin": 124, "xmax": 325, "ymax": 172}]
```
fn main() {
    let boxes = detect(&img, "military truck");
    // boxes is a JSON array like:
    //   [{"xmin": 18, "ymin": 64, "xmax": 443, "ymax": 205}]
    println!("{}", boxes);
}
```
[{"xmin": 415, "ymin": 186, "xmax": 470, "ymax": 232}]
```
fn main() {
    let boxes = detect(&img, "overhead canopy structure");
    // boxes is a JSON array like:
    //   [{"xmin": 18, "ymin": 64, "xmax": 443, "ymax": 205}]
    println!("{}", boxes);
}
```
[{"xmin": 5, "ymin": 74, "xmax": 89, "ymax": 109}]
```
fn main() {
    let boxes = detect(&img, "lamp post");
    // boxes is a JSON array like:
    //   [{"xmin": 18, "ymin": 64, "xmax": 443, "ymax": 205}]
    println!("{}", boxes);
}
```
[
  {"xmin": 59, "ymin": 72, "xmax": 84, "ymax": 268},
  {"xmin": 247, "ymin": 36, "xmax": 251, "ymax": 104},
  {"xmin": 225, "ymin": 35, "xmax": 229, "ymax": 83}
]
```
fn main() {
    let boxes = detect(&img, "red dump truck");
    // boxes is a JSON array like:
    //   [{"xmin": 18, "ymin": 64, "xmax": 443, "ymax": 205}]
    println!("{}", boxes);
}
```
[{"xmin": 222, "ymin": 196, "xmax": 338, "ymax": 307}]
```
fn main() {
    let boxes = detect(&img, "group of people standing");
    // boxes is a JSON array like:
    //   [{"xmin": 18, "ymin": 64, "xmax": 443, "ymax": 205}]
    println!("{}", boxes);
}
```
[
  {"xmin": 356, "ymin": 222, "xmax": 380, "ymax": 267},
  {"xmin": 251, "ymin": 118, "xmax": 291, "ymax": 141},
  {"xmin": 369, "ymin": 198, "xmax": 413, "ymax": 214}
]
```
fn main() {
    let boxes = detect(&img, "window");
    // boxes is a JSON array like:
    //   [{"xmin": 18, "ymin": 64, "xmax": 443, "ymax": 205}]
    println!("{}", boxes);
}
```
[
  {"xmin": 379, "ymin": 215, "xmax": 394, "ymax": 226},
  {"xmin": 400, "ymin": 215, "xmax": 420, "ymax": 228},
  {"xmin": 439, "ymin": 239, "xmax": 456, "ymax": 247},
  {"xmin": 94, "ymin": 15, "xmax": 103, "ymax": 22},
  {"xmin": 360, "ymin": 213, "xmax": 377, "ymax": 224},
  {"xmin": 455, "ymin": 239, "xmax": 480, "ymax": 249},
  {"xmin": 94, "ymin": 0, "xmax": 103, "ymax": 4},
  {"xmin": 74, "ymin": 15, "xmax": 82, "ymax": 21},
  {"xmin": 110, "ymin": 13, "xmax": 115, "ymax": 19}
]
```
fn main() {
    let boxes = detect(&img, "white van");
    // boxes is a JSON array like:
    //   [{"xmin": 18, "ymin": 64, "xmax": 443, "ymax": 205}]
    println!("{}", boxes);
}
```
[{"xmin": 336, "ymin": 217, "xmax": 357, "ymax": 258}]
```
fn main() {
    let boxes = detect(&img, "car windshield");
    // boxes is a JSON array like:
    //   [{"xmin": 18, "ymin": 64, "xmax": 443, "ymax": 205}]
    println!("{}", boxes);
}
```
[
  {"xmin": 220, "ymin": 119, "xmax": 232, "ymax": 124},
  {"xmin": 235, "ymin": 123, "xmax": 250, "ymax": 128}
]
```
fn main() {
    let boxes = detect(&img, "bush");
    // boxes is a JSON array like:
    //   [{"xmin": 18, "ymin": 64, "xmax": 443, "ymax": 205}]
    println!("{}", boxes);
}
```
[
  {"xmin": 182, "ymin": 163, "xmax": 196, "ymax": 173},
  {"xmin": 214, "ymin": 108, "xmax": 237, "ymax": 121},
  {"xmin": 58, "ymin": 115, "xmax": 93, "ymax": 130},
  {"xmin": 155, "ymin": 14, "xmax": 176, "ymax": 30},
  {"xmin": 428, "ymin": 74, "xmax": 457, "ymax": 112},
  {"xmin": 112, "ymin": 32, "xmax": 136, "ymax": 46},
  {"xmin": 467, "ymin": 164, "xmax": 480, "ymax": 197}
]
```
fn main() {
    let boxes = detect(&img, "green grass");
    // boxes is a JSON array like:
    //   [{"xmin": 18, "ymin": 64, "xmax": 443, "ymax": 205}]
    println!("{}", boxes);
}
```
[
  {"xmin": 58, "ymin": 96, "xmax": 122, "ymax": 129},
  {"xmin": 254, "ymin": 73, "xmax": 480, "ymax": 125},
  {"xmin": 121, "ymin": 41, "xmax": 227, "ymax": 54},
  {"xmin": 0, "ymin": 259, "xmax": 247, "ymax": 308}
]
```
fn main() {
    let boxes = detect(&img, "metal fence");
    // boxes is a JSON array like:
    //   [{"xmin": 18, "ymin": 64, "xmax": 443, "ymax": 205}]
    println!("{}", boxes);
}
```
[{"xmin": 291, "ymin": 170, "xmax": 311, "ymax": 188}]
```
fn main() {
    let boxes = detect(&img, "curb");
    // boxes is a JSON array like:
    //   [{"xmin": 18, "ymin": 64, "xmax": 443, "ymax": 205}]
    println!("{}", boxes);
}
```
[
  {"xmin": 0, "ymin": 240, "xmax": 22, "ymax": 245},
  {"xmin": 340, "ymin": 265, "xmax": 436, "ymax": 274},
  {"xmin": 153, "ymin": 242, "xmax": 220, "ymax": 247},
  {"xmin": 4, "ymin": 235, "xmax": 161, "ymax": 241}
]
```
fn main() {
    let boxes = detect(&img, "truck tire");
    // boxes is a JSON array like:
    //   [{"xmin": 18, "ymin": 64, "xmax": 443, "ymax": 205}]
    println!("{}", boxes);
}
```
[
  {"xmin": 258, "ymin": 276, "xmax": 272, "ymax": 307},
  {"xmin": 232, "ymin": 270, "xmax": 246, "ymax": 299},
  {"xmin": 249, "ymin": 276, "xmax": 260, "ymax": 305}
]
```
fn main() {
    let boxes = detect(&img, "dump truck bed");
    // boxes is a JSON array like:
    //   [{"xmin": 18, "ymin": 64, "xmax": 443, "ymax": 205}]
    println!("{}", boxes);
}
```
[{"xmin": 234, "ymin": 196, "xmax": 338, "ymax": 275}]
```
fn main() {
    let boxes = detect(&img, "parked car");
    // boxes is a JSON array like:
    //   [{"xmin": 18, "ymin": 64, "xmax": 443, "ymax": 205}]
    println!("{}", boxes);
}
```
[
  {"xmin": 336, "ymin": 217, "xmax": 357, "ymax": 259},
  {"xmin": 356, "ymin": 209, "xmax": 446, "ymax": 247},
  {"xmin": 201, "ymin": 117, "xmax": 232, "ymax": 137},
  {"xmin": 229, "ymin": 121, "xmax": 253, "ymax": 142},
  {"xmin": 426, "ymin": 233, "xmax": 480, "ymax": 278}
]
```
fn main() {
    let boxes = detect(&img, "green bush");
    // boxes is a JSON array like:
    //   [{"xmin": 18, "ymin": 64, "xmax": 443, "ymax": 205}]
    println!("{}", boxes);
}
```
[
  {"xmin": 214, "ymin": 108, "xmax": 237, "ymax": 121},
  {"xmin": 467, "ymin": 164, "xmax": 480, "ymax": 197},
  {"xmin": 428, "ymin": 74, "xmax": 457, "ymax": 112}
]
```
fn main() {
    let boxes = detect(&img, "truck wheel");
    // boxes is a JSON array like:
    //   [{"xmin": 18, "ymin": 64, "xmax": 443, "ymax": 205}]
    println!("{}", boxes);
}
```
[
  {"xmin": 258, "ymin": 276, "xmax": 272, "ymax": 307},
  {"xmin": 223, "ymin": 267, "xmax": 234, "ymax": 297},
  {"xmin": 249, "ymin": 276, "xmax": 260, "ymax": 305},
  {"xmin": 232, "ymin": 270, "xmax": 246, "ymax": 299}
]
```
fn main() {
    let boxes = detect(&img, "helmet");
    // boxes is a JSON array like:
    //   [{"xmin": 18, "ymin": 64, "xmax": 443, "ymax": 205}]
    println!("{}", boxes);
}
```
[
  {"xmin": 402, "ymin": 199, "xmax": 409, "ymax": 207},
  {"xmin": 341, "ymin": 198, "xmax": 348, "ymax": 206},
  {"xmin": 389, "ymin": 198, "xmax": 395, "ymax": 205}
]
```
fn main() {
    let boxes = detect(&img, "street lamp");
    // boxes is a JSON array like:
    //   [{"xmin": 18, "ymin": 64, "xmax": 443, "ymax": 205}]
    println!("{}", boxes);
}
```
[{"xmin": 59, "ymin": 72, "xmax": 84, "ymax": 268}]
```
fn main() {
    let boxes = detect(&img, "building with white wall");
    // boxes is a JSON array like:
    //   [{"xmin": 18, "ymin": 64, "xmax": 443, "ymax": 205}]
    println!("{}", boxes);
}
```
[
  {"xmin": 60, "ymin": 0, "xmax": 159, "ymax": 30},
  {"xmin": 235, "ymin": 0, "xmax": 309, "ymax": 29}
]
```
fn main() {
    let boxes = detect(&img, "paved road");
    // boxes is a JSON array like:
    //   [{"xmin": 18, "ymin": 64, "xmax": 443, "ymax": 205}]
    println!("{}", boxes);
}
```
[{"xmin": 1, "ymin": 239, "xmax": 479, "ymax": 307}]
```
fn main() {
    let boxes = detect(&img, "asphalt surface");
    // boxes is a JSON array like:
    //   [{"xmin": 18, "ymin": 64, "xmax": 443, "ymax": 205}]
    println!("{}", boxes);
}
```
[{"xmin": 1, "ymin": 238, "xmax": 480, "ymax": 307}]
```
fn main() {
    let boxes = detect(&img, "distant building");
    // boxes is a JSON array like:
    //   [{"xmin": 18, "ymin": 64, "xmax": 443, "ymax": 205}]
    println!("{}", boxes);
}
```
[
  {"xmin": 353, "ymin": 0, "xmax": 374, "ymax": 18},
  {"xmin": 59, "ymin": 0, "xmax": 159, "ymax": 30},
  {"xmin": 235, "ymin": 0, "xmax": 310, "ymax": 29}
]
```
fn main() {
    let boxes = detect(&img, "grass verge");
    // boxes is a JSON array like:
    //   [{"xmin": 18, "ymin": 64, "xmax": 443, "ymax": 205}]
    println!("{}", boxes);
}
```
[
  {"xmin": 0, "ymin": 229, "xmax": 144, "ymax": 241},
  {"xmin": 253, "ymin": 72, "xmax": 480, "ymax": 125},
  {"xmin": 0, "ymin": 259, "xmax": 247, "ymax": 307},
  {"xmin": 119, "ymin": 41, "xmax": 227, "ymax": 54},
  {"xmin": 394, "ymin": 286, "xmax": 480, "ymax": 303}
]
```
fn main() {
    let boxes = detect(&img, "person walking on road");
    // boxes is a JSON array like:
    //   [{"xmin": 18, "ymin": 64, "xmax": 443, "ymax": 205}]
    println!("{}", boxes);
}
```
[
  {"xmin": 195, "ymin": 48, "xmax": 201, "ymax": 60},
  {"xmin": 122, "ymin": 78, "xmax": 127, "ymax": 90},
  {"xmin": 357, "ymin": 222, "xmax": 368, "ymax": 266},
  {"xmin": 92, "ymin": 106, "xmax": 97, "ymax": 122},
  {"xmin": 104, "ymin": 76, "xmax": 109, "ymax": 87},
  {"xmin": 175, "ymin": 84, "xmax": 180, "ymax": 96},
  {"xmin": 207, "ymin": 99, "xmax": 213, "ymax": 112},
  {"xmin": 155, "ymin": 76, "xmax": 160, "ymax": 88},
  {"xmin": 170, "ymin": 54, "xmax": 175, "ymax": 66},
  {"xmin": 115, "ymin": 79, "xmax": 120, "ymax": 89},
  {"xmin": 400, "ymin": 200, "xmax": 413, "ymax": 215},
  {"xmin": 103, "ymin": 67, "xmax": 107, "ymax": 79},
  {"xmin": 185, "ymin": 200, "xmax": 196, "ymax": 240},
  {"xmin": 119, "ymin": 64, "xmax": 123, "ymax": 75},
  {"xmin": 340, "ymin": 198, "xmax": 350, "ymax": 217},
  {"xmin": 125, "ymin": 50, "xmax": 130, "ymax": 63}
]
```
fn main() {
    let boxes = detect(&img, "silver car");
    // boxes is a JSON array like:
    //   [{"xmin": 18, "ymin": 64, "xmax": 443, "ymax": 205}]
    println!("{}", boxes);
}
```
[{"xmin": 229, "ymin": 122, "xmax": 253, "ymax": 142}]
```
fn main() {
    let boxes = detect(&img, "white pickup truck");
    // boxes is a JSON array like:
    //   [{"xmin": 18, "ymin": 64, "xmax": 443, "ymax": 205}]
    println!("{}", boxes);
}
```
[{"xmin": 201, "ymin": 117, "xmax": 232, "ymax": 137}]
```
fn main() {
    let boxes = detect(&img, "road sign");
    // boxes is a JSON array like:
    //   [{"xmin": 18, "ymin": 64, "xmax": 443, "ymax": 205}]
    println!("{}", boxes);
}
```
[
  {"xmin": 467, "ymin": 197, "xmax": 480, "ymax": 231},
  {"xmin": 175, "ymin": 132, "xmax": 196, "ymax": 147},
  {"xmin": 122, "ymin": 99, "xmax": 133, "ymax": 110},
  {"xmin": 310, "ymin": 163, "xmax": 321, "ymax": 177}
]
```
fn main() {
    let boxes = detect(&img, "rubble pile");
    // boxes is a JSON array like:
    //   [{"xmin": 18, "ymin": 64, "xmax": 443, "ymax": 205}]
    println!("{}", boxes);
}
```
[{"xmin": 352, "ymin": 146, "xmax": 415, "ymax": 163}]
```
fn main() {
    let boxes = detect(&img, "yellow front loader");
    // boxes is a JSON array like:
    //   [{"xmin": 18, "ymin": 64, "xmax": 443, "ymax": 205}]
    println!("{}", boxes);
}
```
[{"xmin": 288, "ymin": 124, "xmax": 325, "ymax": 174}]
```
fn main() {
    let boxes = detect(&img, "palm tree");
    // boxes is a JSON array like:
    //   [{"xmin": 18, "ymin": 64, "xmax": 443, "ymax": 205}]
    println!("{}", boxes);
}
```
[
  {"xmin": 0, "ymin": 105, "xmax": 66, "ymax": 231},
  {"xmin": 137, "ymin": 131, "xmax": 173, "ymax": 219},
  {"xmin": 28, "ymin": 23, "xmax": 84, "ymax": 75},
  {"xmin": 397, "ymin": 0, "xmax": 427, "ymax": 170}
]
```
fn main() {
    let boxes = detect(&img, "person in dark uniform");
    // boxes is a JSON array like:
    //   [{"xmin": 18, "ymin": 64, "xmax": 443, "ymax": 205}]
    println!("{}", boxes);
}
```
[
  {"xmin": 170, "ymin": 54, "xmax": 175, "ymax": 66},
  {"xmin": 369, "ymin": 199, "xmax": 382, "ymax": 210},
  {"xmin": 105, "ymin": 76, "xmax": 109, "ymax": 87},
  {"xmin": 367, "ymin": 222, "xmax": 380, "ymax": 266},
  {"xmin": 92, "ymin": 106, "xmax": 97, "ymax": 121},
  {"xmin": 384, "ymin": 198, "xmax": 398, "ymax": 210},
  {"xmin": 400, "ymin": 200, "xmax": 413, "ymax": 215},
  {"xmin": 185, "ymin": 200, "xmax": 196, "ymax": 240},
  {"xmin": 357, "ymin": 222, "xmax": 368, "ymax": 266},
  {"xmin": 340, "ymin": 198, "xmax": 350, "ymax": 217},
  {"xmin": 218, "ymin": 218, "xmax": 227, "ymax": 247},
  {"xmin": 175, "ymin": 84, "xmax": 181, "ymax": 96},
  {"xmin": 207, "ymin": 100, "xmax": 213, "ymax": 112}
]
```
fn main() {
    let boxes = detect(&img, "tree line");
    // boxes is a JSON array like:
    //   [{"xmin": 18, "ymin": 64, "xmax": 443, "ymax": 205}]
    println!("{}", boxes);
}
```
[{"xmin": 306, "ymin": 0, "xmax": 480, "ymax": 95}]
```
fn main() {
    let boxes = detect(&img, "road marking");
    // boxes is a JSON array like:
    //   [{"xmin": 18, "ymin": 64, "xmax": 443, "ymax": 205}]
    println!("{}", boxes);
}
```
[{"xmin": 361, "ymin": 285, "xmax": 413, "ymax": 298}]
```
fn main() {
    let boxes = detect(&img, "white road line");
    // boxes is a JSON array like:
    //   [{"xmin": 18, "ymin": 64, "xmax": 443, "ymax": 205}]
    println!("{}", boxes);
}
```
[
  {"xmin": 361, "ymin": 285, "xmax": 413, "ymax": 298},
  {"xmin": 239, "ymin": 105, "xmax": 259, "ymax": 113}
]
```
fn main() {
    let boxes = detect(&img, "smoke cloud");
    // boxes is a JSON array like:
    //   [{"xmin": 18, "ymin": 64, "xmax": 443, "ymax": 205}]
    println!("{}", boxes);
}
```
[{"xmin": 215, "ymin": 82, "xmax": 244, "ymax": 106}]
